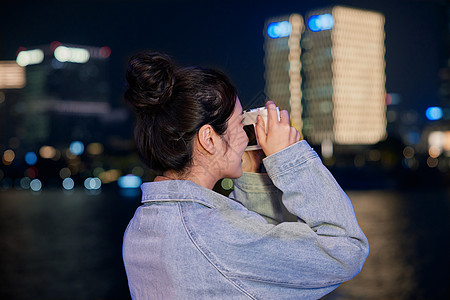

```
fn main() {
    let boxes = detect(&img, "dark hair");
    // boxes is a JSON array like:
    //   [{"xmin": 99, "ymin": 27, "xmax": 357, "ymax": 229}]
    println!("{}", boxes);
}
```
[{"xmin": 124, "ymin": 51, "xmax": 237, "ymax": 173}]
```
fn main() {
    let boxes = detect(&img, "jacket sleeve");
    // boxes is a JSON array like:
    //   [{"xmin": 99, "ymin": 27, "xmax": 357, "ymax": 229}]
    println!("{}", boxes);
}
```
[
  {"xmin": 183, "ymin": 140, "xmax": 369, "ymax": 295},
  {"xmin": 234, "ymin": 140, "xmax": 368, "ymax": 284},
  {"xmin": 263, "ymin": 140, "xmax": 367, "ymax": 246},
  {"xmin": 248, "ymin": 140, "xmax": 369, "ymax": 285}
]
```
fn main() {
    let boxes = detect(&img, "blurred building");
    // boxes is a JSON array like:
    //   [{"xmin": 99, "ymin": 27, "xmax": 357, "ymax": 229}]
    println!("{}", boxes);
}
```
[
  {"xmin": 13, "ymin": 42, "xmax": 113, "ymax": 149},
  {"xmin": 263, "ymin": 14, "xmax": 304, "ymax": 131},
  {"xmin": 0, "ymin": 42, "xmax": 140, "ymax": 191},
  {"xmin": 302, "ymin": 6, "xmax": 387, "ymax": 149},
  {"xmin": 0, "ymin": 61, "xmax": 26, "ymax": 152}
]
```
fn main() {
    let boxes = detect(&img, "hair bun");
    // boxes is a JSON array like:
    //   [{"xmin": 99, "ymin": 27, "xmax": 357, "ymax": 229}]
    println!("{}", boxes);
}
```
[{"xmin": 124, "ymin": 51, "xmax": 175, "ymax": 114}]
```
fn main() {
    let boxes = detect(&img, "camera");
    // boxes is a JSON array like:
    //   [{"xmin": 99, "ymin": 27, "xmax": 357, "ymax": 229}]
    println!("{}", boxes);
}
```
[{"xmin": 243, "ymin": 106, "xmax": 280, "ymax": 151}]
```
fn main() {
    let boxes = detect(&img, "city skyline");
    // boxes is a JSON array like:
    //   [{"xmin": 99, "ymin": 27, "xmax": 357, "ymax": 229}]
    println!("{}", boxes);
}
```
[
  {"xmin": 1, "ymin": 0, "xmax": 449, "ymax": 191},
  {"xmin": 0, "ymin": 0, "xmax": 445, "ymax": 122}
]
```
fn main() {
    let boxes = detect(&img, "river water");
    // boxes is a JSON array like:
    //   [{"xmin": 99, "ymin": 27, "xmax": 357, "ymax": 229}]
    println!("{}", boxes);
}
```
[{"xmin": 0, "ymin": 187, "xmax": 449, "ymax": 299}]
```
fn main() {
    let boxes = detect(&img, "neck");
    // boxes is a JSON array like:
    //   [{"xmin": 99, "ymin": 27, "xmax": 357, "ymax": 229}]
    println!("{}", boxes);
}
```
[{"xmin": 162, "ymin": 165, "xmax": 220, "ymax": 190}]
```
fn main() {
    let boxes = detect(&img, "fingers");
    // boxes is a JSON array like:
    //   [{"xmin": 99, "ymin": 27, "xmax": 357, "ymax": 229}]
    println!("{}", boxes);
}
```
[
  {"xmin": 255, "ymin": 114, "xmax": 266, "ymax": 147},
  {"xmin": 258, "ymin": 101, "xmax": 301, "ymax": 156},
  {"xmin": 289, "ymin": 127, "xmax": 298, "ymax": 145},
  {"xmin": 279, "ymin": 109, "xmax": 290, "ymax": 125},
  {"xmin": 266, "ymin": 101, "xmax": 278, "ymax": 127}
]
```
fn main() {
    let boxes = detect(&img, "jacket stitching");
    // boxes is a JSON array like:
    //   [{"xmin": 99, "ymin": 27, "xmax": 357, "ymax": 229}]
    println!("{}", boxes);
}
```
[
  {"xmin": 227, "ymin": 274, "xmax": 346, "ymax": 288},
  {"xmin": 142, "ymin": 198, "xmax": 214, "ymax": 208}
]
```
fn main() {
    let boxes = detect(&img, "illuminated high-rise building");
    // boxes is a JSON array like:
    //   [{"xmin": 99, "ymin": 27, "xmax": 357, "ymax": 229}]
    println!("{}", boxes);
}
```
[
  {"xmin": 302, "ymin": 6, "xmax": 387, "ymax": 147},
  {"xmin": 263, "ymin": 14, "xmax": 304, "ymax": 131}
]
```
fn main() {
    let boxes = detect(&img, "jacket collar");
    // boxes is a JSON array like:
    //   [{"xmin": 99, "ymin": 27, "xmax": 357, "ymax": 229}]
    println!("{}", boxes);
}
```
[{"xmin": 141, "ymin": 180, "xmax": 227, "ymax": 209}]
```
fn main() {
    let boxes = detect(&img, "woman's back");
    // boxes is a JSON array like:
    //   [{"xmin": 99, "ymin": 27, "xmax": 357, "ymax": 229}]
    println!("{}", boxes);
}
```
[{"xmin": 123, "ymin": 142, "xmax": 368, "ymax": 299}]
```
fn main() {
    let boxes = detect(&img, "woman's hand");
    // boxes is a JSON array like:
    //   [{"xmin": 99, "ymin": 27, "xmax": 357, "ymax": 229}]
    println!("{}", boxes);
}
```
[{"xmin": 255, "ymin": 101, "xmax": 301, "ymax": 157}]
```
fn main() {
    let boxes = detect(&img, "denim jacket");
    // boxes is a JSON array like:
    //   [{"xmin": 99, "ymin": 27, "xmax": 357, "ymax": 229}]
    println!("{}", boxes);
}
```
[{"xmin": 122, "ymin": 141, "xmax": 369, "ymax": 299}]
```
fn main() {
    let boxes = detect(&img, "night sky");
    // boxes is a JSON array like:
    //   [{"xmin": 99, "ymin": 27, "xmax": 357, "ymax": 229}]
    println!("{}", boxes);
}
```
[{"xmin": 0, "ymin": 0, "xmax": 445, "ymax": 123}]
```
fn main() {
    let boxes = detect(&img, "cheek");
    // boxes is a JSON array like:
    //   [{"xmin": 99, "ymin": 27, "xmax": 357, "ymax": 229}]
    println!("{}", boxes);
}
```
[
  {"xmin": 239, "ymin": 128, "xmax": 248, "ymax": 148},
  {"xmin": 227, "ymin": 125, "xmax": 248, "ymax": 155}
]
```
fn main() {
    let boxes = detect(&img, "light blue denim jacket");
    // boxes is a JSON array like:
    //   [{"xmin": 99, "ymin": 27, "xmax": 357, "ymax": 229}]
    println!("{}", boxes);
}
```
[{"xmin": 122, "ymin": 141, "xmax": 369, "ymax": 299}]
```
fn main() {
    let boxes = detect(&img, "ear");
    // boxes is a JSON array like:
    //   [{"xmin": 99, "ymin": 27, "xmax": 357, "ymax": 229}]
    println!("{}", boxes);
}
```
[{"xmin": 197, "ymin": 124, "xmax": 217, "ymax": 155}]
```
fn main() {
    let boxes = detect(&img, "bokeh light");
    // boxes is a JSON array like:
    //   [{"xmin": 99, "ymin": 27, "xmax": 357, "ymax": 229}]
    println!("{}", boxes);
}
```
[
  {"xmin": 1, "ymin": 177, "xmax": 12, "ymax": 189},
  {"xmin": 30, "ymin": 179, "xmax": 42, "ymax": 192},
  {"xmin": 69, "ymin": 141, "xmax": 85, "ymax": 156},
  {"xmin": 403, "ymin": 146, "xmax": 415, "ymax": 159},
  {"xmin": 87, "ymin": 142, "xmax": 104, "ymax": 155},
  {"xmin": 425, "ymin": 107, "xmax": 443, "ymax": 121},
  {"xmin": 59, "ymin": 167, "xmax": 71, "ymax": 179},
  {"xmin": 39, "ymin": 146, "xmax": 56, "ymax": 159},
  {"xmin": 221, "ymin": 178, "xmax": 234, "ymax": 190},
  {"xmin": 429, "ymin": 146, "xmax": 441, "ymax": 158},
  {"xmin": 131, "ymin": 166, "xmax": 144, "ymax": 177},
  {"xmin": 99, "ymin": 169, "xmax": 121, "ymax": 183},
  {"xmin": 62, "ymin": 178, "xmax": 75, "ymax": 190},
  {"xmin": 427, "ymin": 157, "xmax": 439, "ymax": 168},
  {"xmin": 54, "ymin": 46, "xmax": 90, "ymax": 63},
  {"xmin": 20, "ymin": 177, "xmax": 31, "ymax": 189},
  {"xmin": 99, "ymin": 46, "xmax": 111, "ymax": 58},
  {"xmin": 25, "ymin": 167, "xmax": 38, "ymax": 179},
  {"xmin": 16, "ymin": 49, "xmax": 44, "ymax": 67},
  {"xmin": 118, "ymin": 175, "xmax": 142, "ymax": 189},
  {"xmin": 308, "ymin": 13, "xmax": 334, "ymax": 32},
  {"xmin": 50, "ymin": 41, "xmax": 61, "ymax": 51},
  {"xmin": 267, "ymin": 21, "xmax": 292, "ymax": 39},
  {"xmin": 2, "ymin": 149, "xmax": 15, "ymax": 165},
  {"xmin": 84, "ymin": 177, "xmax": 101, "ymax": 190},
  {"xmin": 367, "ymin": 150, "xmax": 381, "ymax": 161},
  {"xmin": 93, "ymin": 167, "xmax": 105, "ymax": 177},
  {"xmin": 25, "ymin": 152, "xmax": 38, "ymax": 165}
]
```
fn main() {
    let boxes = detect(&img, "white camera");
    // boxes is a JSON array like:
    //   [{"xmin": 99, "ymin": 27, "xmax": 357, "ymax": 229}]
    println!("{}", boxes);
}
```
[{"xmin": 243, "ymin": 106, "xmax": 280, "ymax": 151}]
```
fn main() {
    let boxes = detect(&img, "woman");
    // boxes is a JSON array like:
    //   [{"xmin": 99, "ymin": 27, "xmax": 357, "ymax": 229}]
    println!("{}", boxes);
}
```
[{"xmin": 122, "ymin": 51, "xmax": 369, "ymax": 300}]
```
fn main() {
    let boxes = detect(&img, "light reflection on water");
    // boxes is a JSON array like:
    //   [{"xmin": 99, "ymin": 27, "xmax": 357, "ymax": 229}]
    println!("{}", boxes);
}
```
[
  {"xmin": 325, "ymin": 189, "xmax": 450, "ymax": 300},
  {"xmin": 0, "ymin": 187, "xmax": 139, "ymax": 300},
  {"xmin": 0, "ymin": 188, "xmax": 449, "ymax": 299}
]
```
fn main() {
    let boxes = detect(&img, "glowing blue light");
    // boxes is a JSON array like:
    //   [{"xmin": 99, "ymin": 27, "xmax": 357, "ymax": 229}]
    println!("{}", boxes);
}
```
[
  {"xmin": 62, "ymin": 177, "xmax": 75, "ymax": 190},
  {"xmin": 118, "ymin": 174, "xmax": 142, "ymax": 189},
  {"xmin": 308, "ymin": 14, "xmax": 334, "ymax": 32},
  {"xmin": 84, "ymin": 177, "xmax": 101, "ymax": 190},
  {"xmin": 267, "ymin": 21, "xmax": 292, "ymax": 39},
  {"xmin": 30, "ymin": 179, "xmax": 42, "ymax": 192},
  {"xmin": 25, "ymin": 152, "xmax": 38, "ymax": 165},
  {"xmin": 425, "ymin": 107, "xmax": 443, "ymax": 121},
  {"xmin": 69, "ymin": 141, "xmax": 84, "ymax": 156}
]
